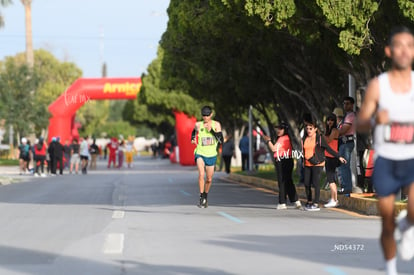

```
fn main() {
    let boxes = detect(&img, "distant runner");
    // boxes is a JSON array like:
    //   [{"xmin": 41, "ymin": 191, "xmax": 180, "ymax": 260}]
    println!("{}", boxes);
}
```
[{"xmin": 191, "ymin": 106, "xmax": 223, "ymax": 208}]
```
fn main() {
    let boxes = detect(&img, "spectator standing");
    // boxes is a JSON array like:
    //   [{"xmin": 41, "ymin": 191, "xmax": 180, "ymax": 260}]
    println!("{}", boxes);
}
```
[
  {"xmin": 117, "ymin": 140, "xmax": 125, "ymax": 168},
  {"xmin": 337, "ymin": 96, "xmax": 356, "ymax": 194},
  {"xmin": 53, "ymin": 137, "xmax": 64, "ymax": 175},
  {"xmin": 103, "ymin": 145, "xmax": 108, "ymax": 160},
  {"xmin": 34, "ymin": 137, "xmax": 47, "ymax": 177},
  {"xmin": 107, "ymin": 138, "xmax": 118, "ymax": 168},
  {"xmin": 324, "ymin": 114, "xmax": 341, "ymax": 208},
  {"xmin": 239, "ymin": 131, "xmax": 249, "ymax": 171},
  {"xmin": 63, "ymin": 139, "xmax": 71, "ymax": 170},
  {"xmin": 302, "ymin": 120, "xmax": 346, "ymax": 211},
  {"xmin": 297, "ymin": 113, "xmax": 313, "ymax": 186},
  {"xmin": 125, "ymin": 139, "xmax": 135, "ymax": 168},
  {"xmin": 89, "ymin": 139, "xmax": 99, "ymax": 170},
  {"xmin": 28, "ymin": 140, "xmax": 35, "ymax": 174},
  {"xmin": 151, "ymin": 142, "xmax": 158, "ymax": 158},
  {"xmin": 80, "ymin": 137, "xmax": 89, "ymax": 175},
  {"xmin": 333, "ymin": 107, "xmax": 344, "ymax": 126},
  {"xmin": 356, "ymin": 107, "xmax": 371, "ymax": 192},
  {"xmin": 265, "ymin": 122, "xmax": 301, "ymax": 210},
  {"xmin": 48, "ymin": 137, "xmax": 57, "ymax": 175},
  {"xmin": 221, "ymin": 134, "xmax": 235, "ymax": 174},
  {"xmin": 70, "ymin": 139, "xmax": 80, "ymax": 174},
  {"xmin": 18, "ymin": 137, "xmax": 30, "ymax": 174}
]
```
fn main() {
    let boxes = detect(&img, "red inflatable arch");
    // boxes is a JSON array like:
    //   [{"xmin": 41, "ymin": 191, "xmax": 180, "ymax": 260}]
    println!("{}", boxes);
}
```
[
  {"xmin": 48, "ymin": 78, "xmax": 141, "ymax": 143},
  {"xmin": 174, "ymin": 111, "xmax": 197, "ymax": 166},
  {"xmin": 48, "ymin": 77, "xmax": 197, "ymax": 166}
]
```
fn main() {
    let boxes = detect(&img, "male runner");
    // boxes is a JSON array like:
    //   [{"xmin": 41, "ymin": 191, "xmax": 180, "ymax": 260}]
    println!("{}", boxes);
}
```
[
  {"xmin": 191, "ymin": 106, "xmax": 223, "ymax": 208},
  {"xmin": 358, "ymin": 26, "xmax": 414, "ymax": 275}
]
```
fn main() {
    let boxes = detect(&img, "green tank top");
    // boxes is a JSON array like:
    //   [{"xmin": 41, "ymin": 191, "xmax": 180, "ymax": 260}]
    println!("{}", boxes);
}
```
[{"xmin": 194, "ymin": 121, "xmax": 218, "ymax": 157}]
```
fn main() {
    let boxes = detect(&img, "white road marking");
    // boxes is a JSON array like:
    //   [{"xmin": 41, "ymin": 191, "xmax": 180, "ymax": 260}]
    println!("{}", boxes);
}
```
[
  {"xmin": 112, "ymin": 210, "xmax": 125, "ymax": 219},
  {"xmin": 103, "ymin": 233, "xmax": 124, "ymax": 254}
]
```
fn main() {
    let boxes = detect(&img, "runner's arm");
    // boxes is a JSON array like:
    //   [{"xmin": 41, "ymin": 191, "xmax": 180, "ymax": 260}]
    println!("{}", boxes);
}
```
[
  {"xmin": 211, "ymin": 121, "xmax": 223, "ymax": 144},
  {"xmin": 191, "ymin": 123, "xmax": 199, "ymax": 144}
]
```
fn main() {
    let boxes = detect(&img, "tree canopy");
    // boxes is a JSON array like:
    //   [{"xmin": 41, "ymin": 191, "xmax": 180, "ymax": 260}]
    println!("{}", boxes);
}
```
[
  {"xmin": 0, "ymin": 50, "xmax": 82, "ymax": 139},
  {"xmin": 127, "ymin": 0, "xmax": 414, "ymax": 145}
]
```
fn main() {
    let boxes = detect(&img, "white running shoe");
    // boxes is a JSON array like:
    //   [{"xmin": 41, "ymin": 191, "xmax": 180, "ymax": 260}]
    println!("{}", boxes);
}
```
[
  {"xmin": 34, "ymin": 173, "xmax": 39, "ymax": 177},
  {"xmin": 294, "ymin": 200, "xmax": 302, "ymax": 209},
  {"xmin": 324, "ymin": 199, "xmax": 339, "ymax": 208},
  {"xmin": 397, "ymin": 210, "xmax": 414, "ymax": 261},
  {"xmin": 276, "ymin": 203, "xmax": 287, "ymax": 210},
  {"xmin": 41, "ymin": 173, "xmax": 47, "ymax": 177}
]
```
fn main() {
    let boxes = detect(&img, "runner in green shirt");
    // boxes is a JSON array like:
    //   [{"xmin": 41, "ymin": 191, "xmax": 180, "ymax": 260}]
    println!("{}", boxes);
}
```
[{"xmin": 191, "ymin": 106, "xmax": 223, "ymax": 208}]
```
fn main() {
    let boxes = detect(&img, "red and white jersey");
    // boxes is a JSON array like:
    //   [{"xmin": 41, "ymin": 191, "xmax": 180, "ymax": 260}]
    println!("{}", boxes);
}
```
[{"xmin": 374, "ymin": 72, "xmax": 414, "ymax": 160}]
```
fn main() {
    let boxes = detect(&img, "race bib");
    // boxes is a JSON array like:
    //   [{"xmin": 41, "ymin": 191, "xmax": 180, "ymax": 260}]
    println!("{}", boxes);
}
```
[
  {"xmin": 384, "ymin": 122, "xmax": 414, "ymax": 144},
  {"xmin": 201, "ymin": 137, "xmax": 215, "ymax": 146}
]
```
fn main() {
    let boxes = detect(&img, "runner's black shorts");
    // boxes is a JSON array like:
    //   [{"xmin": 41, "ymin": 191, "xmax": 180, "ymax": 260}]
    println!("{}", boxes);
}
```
[{"xmin": 372, "ymin": 156, "xmax": 414, "ymax": 197}]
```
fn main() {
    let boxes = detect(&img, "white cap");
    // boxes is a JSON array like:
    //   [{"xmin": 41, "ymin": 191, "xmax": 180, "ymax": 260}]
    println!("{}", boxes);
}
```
[{"xmin": 21, "ymin": 137, "xmax": 27, "ymax": 144}]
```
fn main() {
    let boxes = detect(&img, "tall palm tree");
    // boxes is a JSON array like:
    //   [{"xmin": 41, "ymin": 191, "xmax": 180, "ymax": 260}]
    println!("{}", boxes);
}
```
[
  {"xmin": 0, "ymin": 0, "xmax": 13, "ymax": 28},
  {"xmin": 21, "ymin": 0, "xmax": 33, "ymax": 67}
]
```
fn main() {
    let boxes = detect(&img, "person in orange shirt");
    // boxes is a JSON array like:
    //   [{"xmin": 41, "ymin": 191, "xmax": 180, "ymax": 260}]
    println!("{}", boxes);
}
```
[
  {"xmin": 302, "ymin": 120, "xmax": 346, "ymax": 211},
  {"xmin": 265, "ymin": 122, "xmax": 302, "ymax": 210}
]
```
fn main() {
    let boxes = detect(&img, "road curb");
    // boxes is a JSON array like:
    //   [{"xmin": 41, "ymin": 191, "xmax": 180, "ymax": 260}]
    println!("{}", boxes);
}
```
[{"xmin": 227, "ymin": 173, "xmax": 407, "ymax": 216}]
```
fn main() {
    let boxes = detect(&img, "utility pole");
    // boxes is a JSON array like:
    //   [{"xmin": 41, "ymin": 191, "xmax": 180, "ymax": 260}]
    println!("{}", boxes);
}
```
[
  {"xmin": 248, "ymin": 105, "xmax": 253, "ymax": 172},
  {"xmin": 100, "ymin": 26, "xmax": 107, "ymax": 77},
  {"xmin": 21, "ymin": 0, "xmax": 34, "ymax": 68}
]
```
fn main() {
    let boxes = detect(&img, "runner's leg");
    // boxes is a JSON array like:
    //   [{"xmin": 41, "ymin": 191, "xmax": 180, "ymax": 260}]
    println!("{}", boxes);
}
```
[
  {"xmin": 196, "ymin": 157, "xmax": 206, "ymax": 194},
  {"xmin": 204, "ymin": 165, "xmax": 215, "ymax": 194},
  {"xmin": 378, "ymin": 194, "xmax": 397, "ymax": 260},
  {"xmin": 407, "ymin": 184, "xmax": 414, "ymax": 224}
]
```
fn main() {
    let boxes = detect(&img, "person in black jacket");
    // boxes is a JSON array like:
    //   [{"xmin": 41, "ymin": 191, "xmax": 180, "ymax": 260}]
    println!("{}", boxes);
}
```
[
  {"xmin": 53, "ymin": 137, "xmax": 64, "ymax": 175},
  {"xmin": 48, "ymin": 137, "xmax": 56, "ymax": 175},
  {"xmin": 302, "ymin": 120, "xmax": 346, "ymax": 211}
]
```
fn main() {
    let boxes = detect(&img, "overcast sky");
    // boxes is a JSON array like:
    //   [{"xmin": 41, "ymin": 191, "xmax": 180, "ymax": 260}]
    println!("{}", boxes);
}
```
[{"xmin": 0, "ymin": 0, "xmax": 170, "ymax": 77}]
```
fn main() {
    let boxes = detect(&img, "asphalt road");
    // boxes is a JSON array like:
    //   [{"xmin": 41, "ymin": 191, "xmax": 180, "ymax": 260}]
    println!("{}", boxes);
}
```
[{"xmin": 0, "ymin": 157, "xmax": 412, "ymax": 275}]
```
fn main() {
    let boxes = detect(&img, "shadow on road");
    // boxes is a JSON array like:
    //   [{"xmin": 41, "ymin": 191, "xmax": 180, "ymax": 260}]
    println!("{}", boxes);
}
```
[
  {"xmin": 204, "ymin": 234, "xmax": 413, "ymax": 274},
  {"xmin": 0, "ymin": 245, "xmax": 235, "ymax": 275}
]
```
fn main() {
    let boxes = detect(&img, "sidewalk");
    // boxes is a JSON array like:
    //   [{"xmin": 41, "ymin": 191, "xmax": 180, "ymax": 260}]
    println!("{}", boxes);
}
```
[
  {"xmin": 227, "ymin": 173, "xmax": 407, "ymax": 216},
  {"xmin": 0, "ymin": 165, "xmax": 29, "ymax": 185}
]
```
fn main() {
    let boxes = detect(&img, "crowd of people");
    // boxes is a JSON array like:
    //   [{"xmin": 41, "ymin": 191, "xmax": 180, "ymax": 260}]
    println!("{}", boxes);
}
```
[
  {"xmin": 214, "ymin": 96, "xmax": 366, "ymax": 211},
  {"xmin": 17, "ymin": 136, "xmax": 137, "ymax": 176},
  {"xmin": 200, "ymin": 27, "xmax": 414, "ymax": 274},
  {"xmin": 104, "ymin": 137, "xmax": 136, "ymax": 169}
]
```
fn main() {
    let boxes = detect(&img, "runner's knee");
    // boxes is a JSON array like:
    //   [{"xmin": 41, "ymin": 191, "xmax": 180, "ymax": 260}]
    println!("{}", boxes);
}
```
[{"xmin": 381, "ymin": 216, "xmax": 396, "ymax": 236}]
